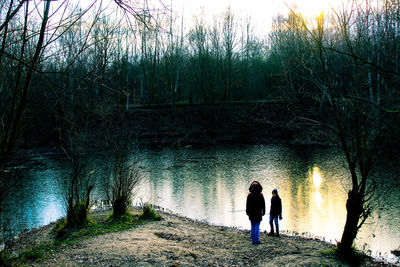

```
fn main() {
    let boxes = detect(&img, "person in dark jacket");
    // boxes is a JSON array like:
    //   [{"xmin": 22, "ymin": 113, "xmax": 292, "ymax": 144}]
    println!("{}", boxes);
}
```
[
  {"xmin": 246, "ymin": 181, "xmax": 265, "ymax": 244},
  {"xmin": 269, "ymin": 188, "xmax": 282, "ymax": 237}
]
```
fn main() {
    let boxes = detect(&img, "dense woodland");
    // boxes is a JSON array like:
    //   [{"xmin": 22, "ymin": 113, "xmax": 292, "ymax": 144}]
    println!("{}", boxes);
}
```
[
  {"xmin": 0, "ymin": 1, "xmax": 287, "ymax": 157},
  {"xmin": 0, "ymin": 0, "xmax": 397, "ymax": 154},
  {"xmin": 1, "ymin": 0, "xmax": 400, "ymax": 261}
]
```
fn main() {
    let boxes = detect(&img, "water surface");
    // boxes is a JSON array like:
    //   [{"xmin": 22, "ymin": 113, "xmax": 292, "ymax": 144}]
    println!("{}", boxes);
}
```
[{"xmin": 2, "ymin": 145, "xmax": 399, "ymax": 262}]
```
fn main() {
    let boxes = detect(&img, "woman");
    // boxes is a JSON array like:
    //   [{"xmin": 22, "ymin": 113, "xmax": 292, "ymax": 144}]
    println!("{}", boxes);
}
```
[{"xmin": 246, "ymin": 181, "xmax": 265, "ymax": 244}]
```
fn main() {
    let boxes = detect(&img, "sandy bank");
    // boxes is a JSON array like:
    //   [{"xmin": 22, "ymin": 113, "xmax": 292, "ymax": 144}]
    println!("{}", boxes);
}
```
[{"xmin": 7, "ymin": 209, "xmax": 393, "ymax": 266}]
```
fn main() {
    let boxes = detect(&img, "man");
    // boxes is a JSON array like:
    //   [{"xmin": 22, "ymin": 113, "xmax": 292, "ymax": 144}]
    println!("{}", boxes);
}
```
[{"xmin": 269, "ymin": 188, "xmax": 282, "ymax": 237}]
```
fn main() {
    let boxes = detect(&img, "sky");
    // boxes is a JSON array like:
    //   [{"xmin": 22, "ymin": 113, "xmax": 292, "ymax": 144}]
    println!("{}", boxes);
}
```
[
  {"xmin": 162, "ymin": 0, "xmax": 344, "ymax": 36},
  {"xmin": 59, "ymin": 0, "xmax": 345, "ymax": 37}
]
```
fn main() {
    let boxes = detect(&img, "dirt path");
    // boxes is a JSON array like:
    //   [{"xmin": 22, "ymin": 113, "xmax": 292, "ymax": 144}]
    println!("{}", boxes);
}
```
[{"xmin": 10, "ymin": 210, "xmax": 390, "ymax": 266}]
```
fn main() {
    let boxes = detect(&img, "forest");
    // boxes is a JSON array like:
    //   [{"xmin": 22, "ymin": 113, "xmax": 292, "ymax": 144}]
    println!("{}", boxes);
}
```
[
  {"xmin": 1, "ymin": 0, "xmax": 400, "ymax": 262},
  {"xmin": 0, "ymin": 0, "xmax": 397, "ymax": 153}
]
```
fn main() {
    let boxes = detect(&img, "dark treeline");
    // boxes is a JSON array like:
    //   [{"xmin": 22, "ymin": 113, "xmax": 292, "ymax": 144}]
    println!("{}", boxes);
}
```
[
  {"xmin": 1, "ymin": 0, "xmax": 399, "ymax": 260},
  {"xmin": 0, "ymin": 1, "xmax": 284, "ymax": 158},
  {"xmin": 1, "ymin": 1, "xmax": 399, "ymax": 154}
]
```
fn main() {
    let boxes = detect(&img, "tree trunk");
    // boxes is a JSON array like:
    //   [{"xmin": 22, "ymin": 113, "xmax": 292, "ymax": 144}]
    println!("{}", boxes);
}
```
[
  {"xmin": 1, "ymin": 0, "xmax": 51, "ymax": 164},
  {"xmin": 339, "ymin": 189, "xmax": 363, "ymax": 254}
]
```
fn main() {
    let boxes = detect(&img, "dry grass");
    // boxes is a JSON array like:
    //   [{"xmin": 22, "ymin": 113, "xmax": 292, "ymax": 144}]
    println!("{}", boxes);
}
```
[{"xmin": 7, "ymin": 209, "xmax": 392, "ymax": 267}]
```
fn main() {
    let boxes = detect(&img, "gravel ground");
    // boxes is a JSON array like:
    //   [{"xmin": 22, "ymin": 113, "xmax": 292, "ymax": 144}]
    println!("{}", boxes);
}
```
[{"xmin": 8, "ymin": 209, "xmax": 394, "ymax": 267}]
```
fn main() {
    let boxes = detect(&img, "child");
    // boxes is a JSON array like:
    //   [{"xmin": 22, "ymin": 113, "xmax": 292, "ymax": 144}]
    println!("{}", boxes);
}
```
[
  {"xmin": 246, "ymin": 181, "xmax": 265, "ymax": 244},
  {"xmin": 269, "ymin": 188, "xmax": 282, "ymax": 237}
]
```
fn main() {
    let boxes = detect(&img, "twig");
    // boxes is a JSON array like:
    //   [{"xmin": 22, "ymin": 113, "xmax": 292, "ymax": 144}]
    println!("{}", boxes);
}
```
[{"xmin": 171, "ymin": 127, "xmax": 202, "ymax": 147}]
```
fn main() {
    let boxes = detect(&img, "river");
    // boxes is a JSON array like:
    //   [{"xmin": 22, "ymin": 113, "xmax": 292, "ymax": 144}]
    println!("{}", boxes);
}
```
[{"xmin": 1, "ymin": 144, "xmax": 399, "ymax": 262}]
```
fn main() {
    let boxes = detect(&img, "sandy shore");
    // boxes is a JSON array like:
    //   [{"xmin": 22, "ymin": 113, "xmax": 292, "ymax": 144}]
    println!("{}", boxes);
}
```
[{"xmin": 7, "ymin": 209, "xmax": 393, "ymax": 267}]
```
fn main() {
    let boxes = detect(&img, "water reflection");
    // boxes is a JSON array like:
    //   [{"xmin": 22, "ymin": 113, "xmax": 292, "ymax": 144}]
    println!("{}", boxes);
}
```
[
  {"xmin": 314, "ymin": 191, "xmax": 323, "ymax": 209},
  {"xmin": 2, "ymin": 145, "xmax": 400, "ymax": 261},
  {"xmin": 136, "ymin": 145, "xmax": 398, "ymax": 259},
  {"xmin": 312, "ymin": 167, "xmax": 322, "ymax": 188}
]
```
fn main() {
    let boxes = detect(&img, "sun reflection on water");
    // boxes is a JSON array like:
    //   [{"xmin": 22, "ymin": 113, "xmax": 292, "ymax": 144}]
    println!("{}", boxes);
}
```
[
  {"xmin": 314, "ymin": 190, "xmax": 323, "ymax": 209},
  {"xmin": 312, "ymin": 167, "xmax": 322, "ymax": 188},
  {"xmin": 311, "ymin": 167, "xmax": 323, "ymax": 209}
]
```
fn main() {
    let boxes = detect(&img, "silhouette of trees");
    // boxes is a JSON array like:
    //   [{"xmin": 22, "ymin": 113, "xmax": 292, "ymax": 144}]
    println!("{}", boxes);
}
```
[{"xmin": 271, "ymin": 0, "xmax": 400, "ymax": 256}]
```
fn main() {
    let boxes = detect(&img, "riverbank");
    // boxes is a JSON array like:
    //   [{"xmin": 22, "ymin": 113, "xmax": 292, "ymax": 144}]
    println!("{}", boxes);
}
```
[
  {"xmin": 5, "ymin": 208, "xmax": 394, "ymax": 266},
  {"xmin": 18, "ymin": 101, "xmax": 331, "ymax": 153}
]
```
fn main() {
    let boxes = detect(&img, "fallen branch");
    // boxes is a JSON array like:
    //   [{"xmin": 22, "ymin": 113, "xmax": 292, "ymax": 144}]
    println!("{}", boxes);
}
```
[{"xmin": 171, "ymin": 127, "xmax": 203, "ymax": 147}]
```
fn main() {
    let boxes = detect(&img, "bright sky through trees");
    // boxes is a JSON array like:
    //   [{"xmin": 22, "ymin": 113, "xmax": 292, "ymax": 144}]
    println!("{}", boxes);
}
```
[
  {"xmin": 167, "ymin": 0, "xmax": 344, "ymax": 35},
  {"xmin": 68, "ymin": 0, "xmax": 345, "ymax": 37}
]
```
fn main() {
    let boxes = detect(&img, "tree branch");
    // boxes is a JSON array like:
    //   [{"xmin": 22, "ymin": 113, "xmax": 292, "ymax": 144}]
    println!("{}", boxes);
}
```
[{"xmin": 344, "ymin": 95, "xmax": 400, "ymax": 113}]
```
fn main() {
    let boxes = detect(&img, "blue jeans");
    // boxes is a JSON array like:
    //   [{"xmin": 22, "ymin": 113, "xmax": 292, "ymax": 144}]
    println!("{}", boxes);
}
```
[
  {"xmin": 269, "ymin": 215, "xmax": 279, "ymax": 233},
  {"xmin": 250, "ymin": 221, "xmax": 260, "ymax": 243}
]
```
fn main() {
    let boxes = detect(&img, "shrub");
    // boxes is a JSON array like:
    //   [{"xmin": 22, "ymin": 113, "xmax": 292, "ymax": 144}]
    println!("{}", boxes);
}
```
[
  {"xmin": 139, "ymin": 203, "xmax": 161, "ymax": 221},
  {"xmin": 1, "ymin": 249, "xmax": 10, "ymax": 266},
  {"xmin": 66, "ymin": 200, "xmax": 91, "ymax": 228},
  {"xmin": 54, "ymin": 218, "xmax": 68, "ymax": 236},
  {"xmin": 105, "ymin": 141, "xmax": 144, "ymax": 220},
  {"xmin": 321, "ymin": 247, "xmax": 338, "ymax": 257},
  {"xmin": 322, "ymin": 245, "xmax": 368, "ymax": 266}
]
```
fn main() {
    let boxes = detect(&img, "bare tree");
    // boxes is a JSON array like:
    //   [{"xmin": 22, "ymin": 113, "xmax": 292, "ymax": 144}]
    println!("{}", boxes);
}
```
[
  {"xmin": 189, "ymin": 12, "xmax": 213, "ymax": 103},
  {"xmin": 0, "ymin": 0, "xmax": 51, "ymax": 165},
  {"xmin": 271, "ymin": 1, "xmax": 400, "ymax": 257},
  {"xmin": 58, "ymin": 113, "xmax": 95, "ymax": 229},
  {"xmin": 221, "ymin": 7, "xmax": 237, "ymax": 100},
  {"xmin": 105, "ymin": 140, "xmax": 144, "ymax": 219}
]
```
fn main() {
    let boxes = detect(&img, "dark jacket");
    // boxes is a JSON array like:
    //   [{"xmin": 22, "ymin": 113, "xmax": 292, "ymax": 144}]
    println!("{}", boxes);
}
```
[
  {"xmin": 246, "ymin": 182, "xmax": 265, "ymax": 222},
  {"xmin": 270, "ymin": 194, "xmax": 282, "ymax": 217}
]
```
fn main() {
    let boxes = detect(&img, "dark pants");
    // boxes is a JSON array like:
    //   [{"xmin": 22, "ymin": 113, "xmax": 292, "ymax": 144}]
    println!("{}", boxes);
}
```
[{"xmin": 269, "ymin": 215, "xmax": 279, "ymax": 233}]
